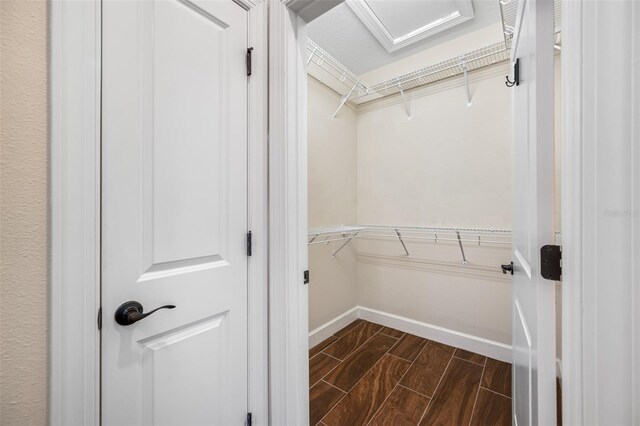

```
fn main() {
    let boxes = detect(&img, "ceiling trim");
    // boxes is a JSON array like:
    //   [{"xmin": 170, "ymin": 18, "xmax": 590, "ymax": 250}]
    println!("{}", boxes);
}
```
[{"xmin": 346, "ymin": 0, "xmax": 475, "ymax": 53}]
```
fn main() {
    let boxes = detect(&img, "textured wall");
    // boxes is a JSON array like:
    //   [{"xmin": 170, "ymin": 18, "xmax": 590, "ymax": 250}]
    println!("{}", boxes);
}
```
[{"xmin": 0, "ymin": 1, "xmax": 49, "ymax": 424}]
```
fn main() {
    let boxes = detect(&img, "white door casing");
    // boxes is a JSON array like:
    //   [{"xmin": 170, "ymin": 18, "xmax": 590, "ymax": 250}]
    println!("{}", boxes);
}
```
[
  {"xmin": 101, "ymin": 0, "xmax": 249, "ymax": 424},
  {"xmin": 510, "ymin": 0, "xmax": 556, "ymax": 425}
]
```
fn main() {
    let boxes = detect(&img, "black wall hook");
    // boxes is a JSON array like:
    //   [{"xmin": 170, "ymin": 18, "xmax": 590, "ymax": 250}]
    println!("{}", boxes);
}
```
[{"xmin": 505, "ymin": 58, "xmax": 520, "ymax": 87}]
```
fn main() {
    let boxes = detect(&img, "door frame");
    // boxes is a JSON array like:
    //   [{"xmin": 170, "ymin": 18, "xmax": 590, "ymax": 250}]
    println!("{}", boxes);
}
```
[
  {"xmin": 50, "ymin": 0, "xmax": 268, "ymax": 424},
  {"xmin": 561, "ymin": 1, "xmax": 640, "ymax": 424},
  {"xmin": 270, "ymin": 0, "xmax": 640, "ymax": 425}
]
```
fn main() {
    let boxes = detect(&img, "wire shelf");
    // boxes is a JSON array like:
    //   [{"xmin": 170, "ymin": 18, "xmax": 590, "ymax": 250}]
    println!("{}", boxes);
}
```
[
  {"xmin": 347, "ymin": 39, "xmax": 512, "ymax": 104},
  {"xmin": 306, "ymin": 39, "xmax": 370, "ymax": 100},
  {"xmin": 308, "ymin": 225, "xmax": 512, "ymax": 262},
  {"xmin": 305, "ymin": 0, "xmax": 560, "ymax": 109}
]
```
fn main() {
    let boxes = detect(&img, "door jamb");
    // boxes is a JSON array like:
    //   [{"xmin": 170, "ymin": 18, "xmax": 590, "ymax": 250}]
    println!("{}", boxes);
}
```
[
  {"xmin": 49, "ymin": 1, "xmax": 269, "ymax": 424},
  {"xmin": 561, "ymin": 0, "xmax": 640, "ymax": 424},
  {"xmin": 267, "ymin": 1, "xmax": 344, "ymax": 424}
]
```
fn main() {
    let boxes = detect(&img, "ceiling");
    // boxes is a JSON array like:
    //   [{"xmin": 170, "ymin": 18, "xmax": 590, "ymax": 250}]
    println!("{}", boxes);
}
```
[{"xmin": 307, "ymin": 0, "xmax": 504, "ymax": 75}]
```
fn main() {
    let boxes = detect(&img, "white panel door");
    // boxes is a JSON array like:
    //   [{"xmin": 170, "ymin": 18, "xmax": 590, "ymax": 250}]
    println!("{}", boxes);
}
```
[
  {"xmin": 510, "ymin": 0, "xmax": 556, "ymax": 425},
  {"xmin": 101, "ymin": 0, "xmax": 248, "ymax": 424}
]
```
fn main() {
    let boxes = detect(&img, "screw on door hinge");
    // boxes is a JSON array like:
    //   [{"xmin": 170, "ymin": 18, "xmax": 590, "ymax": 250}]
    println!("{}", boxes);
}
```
[
  {"xmin": 246, "ymin": 412, "xmax": 252, "ymax": 426},
  {"xmin": 540, "ymin": 245, "xmax": 562, "ymax": 281},
  {"xmin": 97, "ymin": 307, "xmax": 102, "ymax": 330},
  {"xmin": 303, "ymin": 270, "xmax": 309, "ymax": 285},
  {"xmin": 247, "ymin": 231, "xmax": 252, "ymax": 256},
  {"xmin": 246, "ymin": 47, "xmax": 254, "ymax": 76}
]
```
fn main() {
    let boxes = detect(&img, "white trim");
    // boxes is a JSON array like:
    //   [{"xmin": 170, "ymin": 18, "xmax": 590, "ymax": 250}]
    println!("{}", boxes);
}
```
[
  {"xmin": 247, "ymin": 2, "xmax": 270, "ymax": 425},
  {"xmin": 357, "ymin": 306, "xmax": 512, "ymax": 363},
  {"xmin": 562, "ymin": 0, "xmax": 640, "ymax": 424},
  {"xmin": 268, "ymin": 2, "xmax": 309, "ymax": 425},
  {"xmin": 560, "ymin": 0, "xmax": 583, "ymax": 423},
  {"xmin": 308, "ymin": 306, "xmax": 511, "ymax": 363},
  {"xmin": 50, "ymin": 1, "xmax": 101, "ymax": 423},
  {"xmin": 556, "ymin": 358, "xmax": 562, "ymax": 382},
  {"xmin": 284, "ymin": 0, "xmax": 344, "ymax": 22},
  {"xmin": 51, "ymin": 1, "xmax": 267, "ymax": 424},
  {"xmin": 346, "ymin": 0, "xmax": 474, "ymax": 53},
  {"xmin": 309, "ymin": 307, "xmax": 359, "ymax": 348}
]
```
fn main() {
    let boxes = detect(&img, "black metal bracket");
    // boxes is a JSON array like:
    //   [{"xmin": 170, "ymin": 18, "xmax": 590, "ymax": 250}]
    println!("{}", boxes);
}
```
[
  {"xmin": 541, "ymin": 245, "xmax": 562, "ymax": 281},
  {"xmin": 303, "ymin": 270, "xmax": 310, "ymax": 285},
  {"xmin": 505, "ymin": 58, "xmax": 520, "ymax": 87},
  {"xmin": 246, "ymin": 231, "xmax": 252, "ymax": 256},
  {"xmin": 501, "ymin": 261, "xmax": 514, "ymax": 275}
]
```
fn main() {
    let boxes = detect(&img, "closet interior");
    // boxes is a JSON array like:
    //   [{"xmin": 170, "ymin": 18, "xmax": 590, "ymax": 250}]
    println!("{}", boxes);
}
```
[{"xmin": 306, "ymin": 0, "xmax": 562, "ymax": 425}]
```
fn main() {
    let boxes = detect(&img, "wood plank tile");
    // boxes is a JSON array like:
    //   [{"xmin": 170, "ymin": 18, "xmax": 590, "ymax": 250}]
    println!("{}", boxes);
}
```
[
  {"xmin": 323, "ymin": 321, "xmax": 382, "ymax": 360},
  {"xmin": 310, "ymin": 335, "xmax": 338, "ymax": 359},
  {"xmin": 322, "ymin": 354, "xmax": 411, "ymax": 426},
  {"xmin": 470, "ymin": 389, "xmax": 511, "ymax": 426},
  {"xmin": 377, "ymin": 325, "xmax": 405, "ymax": 339},
  {"xmin": 419, "ymin": 357, "xmax": 483, "ymax": 426},
  {"xmin": 309, "ymin": 381, "xmax": 345, "ymax": 425},
  {"xmin": 310, "ymin": 353, "xmax": 340, "ymax": 387},
  {"xmin": 482, "ymin": 358, "xmax": 512, "ymax": 397},
  {"xmin": 400, "ymin": 341, "xmax": 454, "ymax": 397},
  {"xmin": 389, "ymin": 333, "xmax": 429, "ymax": 362},
  {"xmin": 454, "ymin": 348, "xmax": 486, "ymax": 366},
  {"xmin": 333, "ymin": 319, "xmax": 365, "ymax": 338},
  {"xmin": 323, "ymin": 333, "xmax": 397, "ymax": 392},
  {"xmin": 369, "ymin": 385, "xmax": 430, "ymax": 426}
]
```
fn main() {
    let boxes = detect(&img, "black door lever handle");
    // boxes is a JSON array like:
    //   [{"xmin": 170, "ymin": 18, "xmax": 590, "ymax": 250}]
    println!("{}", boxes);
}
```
[
  {"xmin": 501, "ymin": 261, "xmax": 514, "ymax": 275},
  {"xmin": 114, "ymin": 301, "xmax": 176, "ymax": 326}
]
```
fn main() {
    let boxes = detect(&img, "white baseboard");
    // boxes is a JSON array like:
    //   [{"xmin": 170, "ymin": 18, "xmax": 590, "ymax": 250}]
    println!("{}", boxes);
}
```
[
  {"xmin": 309, "ymin": 306, "xmax": 359, "ymax": 348},
  {"xmin": 556, "ymin": 358, "xmax": 562, "ymax": 381},
  {"xmin": 308, "ymin": 306, "xmax": 512, "ymax": 363}
]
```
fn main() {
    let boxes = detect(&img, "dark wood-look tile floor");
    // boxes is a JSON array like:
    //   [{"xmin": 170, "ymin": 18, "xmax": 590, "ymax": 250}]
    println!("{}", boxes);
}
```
[{"xmin": 309, "ymin": 320, "xmax": 513, "ymax": 426}]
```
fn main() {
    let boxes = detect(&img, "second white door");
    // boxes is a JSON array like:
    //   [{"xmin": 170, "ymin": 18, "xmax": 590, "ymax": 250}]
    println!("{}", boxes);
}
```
[
  {"xmin": 101, "ymin": 0, "xmax": 249, "ymax": 424},
  {"xmin": 511, "ymin": 0, "xmax": 557, "ymax": 424}
]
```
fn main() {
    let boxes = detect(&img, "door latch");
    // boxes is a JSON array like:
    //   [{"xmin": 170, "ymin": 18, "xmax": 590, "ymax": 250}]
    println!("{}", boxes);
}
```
[
  {"xmin": 501, "ymin": 261, "xmax": 514, "ymax": 275},
  {"xmin": 540, "ymin": 245, "xmax": 562, "ymax": 281}
]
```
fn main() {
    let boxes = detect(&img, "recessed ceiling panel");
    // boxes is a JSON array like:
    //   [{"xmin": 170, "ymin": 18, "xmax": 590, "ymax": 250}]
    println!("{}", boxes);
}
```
[
  {"xmin": 346, "ymin": 0, "xmax": 475, "ymax": 52},
  {"xmin": 366, "ymin": 0, "xmax": 458, "ymax": 38}
]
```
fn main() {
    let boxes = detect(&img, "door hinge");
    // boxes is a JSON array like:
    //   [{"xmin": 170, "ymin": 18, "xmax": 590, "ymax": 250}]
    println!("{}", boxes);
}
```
[
  {"xmin": 247, "ymin": 231, "xmax": 252, "ymax": 256},
  {"xmin": 540, "ymin": 244, "xmax": 562, "ymax": 281},
  {"xmin": 246, "ymin": 412, "xmax": 252, "ymax": 426},
  {"xmin": 303, "ymin": 270, "xmax": 309, "ymax": 285},
  {"xmin": 97, "ymin": 307, "xmax": 102, "ymax": 330},
  {"xmin": 246, "ymin": 47, "xmax": 254, "ymax": 77}
]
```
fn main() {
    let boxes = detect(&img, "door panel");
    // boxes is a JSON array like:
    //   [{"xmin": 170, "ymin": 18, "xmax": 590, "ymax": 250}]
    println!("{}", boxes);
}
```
[
  {"xmin": 510, "ymin": 0, "xmax": 556, "ymax": 425},
  {"xmin": 102, "ymin": 0, "xmax": 248, "ymax": 424}
]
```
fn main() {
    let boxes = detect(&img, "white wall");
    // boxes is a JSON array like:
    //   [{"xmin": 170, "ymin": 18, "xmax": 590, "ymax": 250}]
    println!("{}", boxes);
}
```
[
  {"xmin": 307, "ymin": 77, "xmax": 359, "ymax": 330},
  {"xmin": 355, "ymin": 65, "xmax": 514, "ymax": 345}
]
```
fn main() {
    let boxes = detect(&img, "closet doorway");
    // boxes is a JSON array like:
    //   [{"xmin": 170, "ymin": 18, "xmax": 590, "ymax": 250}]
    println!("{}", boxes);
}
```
[{"xmin": 303, "ymin": 1, "xmax": 561, "ymax": 425}]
